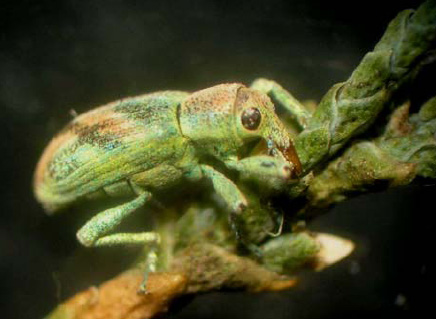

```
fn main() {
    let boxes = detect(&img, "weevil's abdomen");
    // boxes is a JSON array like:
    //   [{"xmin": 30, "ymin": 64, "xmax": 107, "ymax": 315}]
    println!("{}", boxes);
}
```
[{"xmin": 34, "ymin": 91, "xmax": 189, "ymax": 213}]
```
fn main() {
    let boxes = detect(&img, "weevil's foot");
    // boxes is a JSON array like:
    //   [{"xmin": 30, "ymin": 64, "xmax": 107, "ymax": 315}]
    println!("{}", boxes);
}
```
[
  {"xmin": 137, "ymin": 274, "xmax": 152, "ymax": 295},
  {"xmin": 137, "ymin": 282, "xmax": 151, "ymax": 295},
  {"xmin": 137, "ymin": 289, "xmax": 151, "ymax": 295}
]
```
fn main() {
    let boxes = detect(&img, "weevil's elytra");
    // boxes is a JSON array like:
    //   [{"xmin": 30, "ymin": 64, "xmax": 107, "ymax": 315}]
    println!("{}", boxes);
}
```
[
  {"xmin": 35, "ymin": 91, "xmax": 189, "ymax": 210},
  {"xmin": 33, "ymin": 81, "xmax": 303, "ymax": 291}
]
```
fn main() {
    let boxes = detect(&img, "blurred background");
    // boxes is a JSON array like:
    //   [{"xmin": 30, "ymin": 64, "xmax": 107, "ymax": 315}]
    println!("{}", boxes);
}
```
[{"xmin": 1, "ymin": 0, "xmax": 434, "ymax": 318}]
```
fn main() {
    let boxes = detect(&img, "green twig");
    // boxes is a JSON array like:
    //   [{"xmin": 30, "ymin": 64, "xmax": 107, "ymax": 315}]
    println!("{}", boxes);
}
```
[{"xmin": 295, "ymin": 0, "xmax": 436, "ymax": 174}]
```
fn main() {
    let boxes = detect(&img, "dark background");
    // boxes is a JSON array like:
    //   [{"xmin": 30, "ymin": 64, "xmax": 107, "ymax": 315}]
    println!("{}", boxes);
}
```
[{"xmin": 1, "ymin": 0, "xmax": 435, "ymax": 318}]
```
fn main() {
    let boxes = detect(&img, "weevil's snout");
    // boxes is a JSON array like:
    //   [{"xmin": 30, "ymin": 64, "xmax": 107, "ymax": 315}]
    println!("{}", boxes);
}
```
[
  {"xmin": 266, "ymin": 121, "xmax": 302, "ymax": 179},
  {"xmin": 274, "ymin": 138, "xmax": 302, "ymax": 178}
]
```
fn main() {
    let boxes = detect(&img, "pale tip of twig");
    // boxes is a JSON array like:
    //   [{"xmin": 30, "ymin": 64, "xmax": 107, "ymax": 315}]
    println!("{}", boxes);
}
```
[{"xmin": 313, "ymin": 233, "xmax": 355, "ymax": 271}]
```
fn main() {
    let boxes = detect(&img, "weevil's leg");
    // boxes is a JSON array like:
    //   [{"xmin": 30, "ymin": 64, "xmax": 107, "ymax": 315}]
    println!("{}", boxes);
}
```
[
  {"xmin": 251, "ymin": 78, "xmax": 312, "ymax": 130},
  {"xmin": 200, "ymin": 164, "xmax": 248, "ymax": 213},
  {"xmin": 138, "ymin": 242, "xmax": 159, "ymax": 293},
  {"xmin": 76, "ymin": 192, "xmax": 159, "ymax": 247},
  {"xmin": 200, "ymin": 165, "xmax": 247, "ymax": 241},
  {"xmin": 86, "ymin": 232, "xmax": 160, "ymax": 247},
  {"xmin": 225, "ymin": 155, "xmax": 294, "ymax": 186},
  {"xmin": 77, "ymin": 192, "xmax": 160, "ymax": 292}
]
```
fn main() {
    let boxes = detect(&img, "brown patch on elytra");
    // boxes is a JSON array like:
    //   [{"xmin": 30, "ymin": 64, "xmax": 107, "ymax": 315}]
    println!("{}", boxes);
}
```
[
  {"xmin": 69, "ymin": 120, "xmax": 122, "ymax": 148},
  {"xmin": 34, "ymin": 107, "xmax": 128, "ymax": 189},
  {"xmin": 62, "ymin": 107, "xmax": 128, "ymax": 141},
  {"xmin": 60, "ymin": 104, "xmax": 135, "ymax": 150}
]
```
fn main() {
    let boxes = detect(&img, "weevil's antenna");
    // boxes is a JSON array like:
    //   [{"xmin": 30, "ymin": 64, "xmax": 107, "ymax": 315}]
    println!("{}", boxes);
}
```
[{"xmin": 266, "ymin": 210, "xmax": 284, "ymax": 237}]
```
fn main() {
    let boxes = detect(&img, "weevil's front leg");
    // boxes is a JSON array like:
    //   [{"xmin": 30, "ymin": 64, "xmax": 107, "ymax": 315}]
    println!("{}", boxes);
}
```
[
  {"xmin": 200, "ymin": 164, "xmax": 248, "ymax": 213},
  {"xmin": 76, "ymin": 192, "xmax": 160, "ymax": 247},
  {"xmin": 251, "ymin": 78, "xmax": 312, "ymax": 130},
  {"xmin": 225, "ymin": 155, "xmax": 294, "ymax": 189},
  {"xmin": 200, "ymin": 165, "xmax": 248, "ymax": 242}
]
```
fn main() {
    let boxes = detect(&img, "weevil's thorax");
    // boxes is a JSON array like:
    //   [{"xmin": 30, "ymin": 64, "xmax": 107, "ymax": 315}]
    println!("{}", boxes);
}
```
[{"xmin": 179, "ymin": 83, "xmax": 247, "ymax": 160}]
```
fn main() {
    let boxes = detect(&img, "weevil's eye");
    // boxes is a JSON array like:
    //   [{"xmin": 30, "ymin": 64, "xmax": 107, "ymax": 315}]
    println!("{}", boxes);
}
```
[{"xmin": 241, "ymin": 107, "xmax": 261, "ymax": 130}]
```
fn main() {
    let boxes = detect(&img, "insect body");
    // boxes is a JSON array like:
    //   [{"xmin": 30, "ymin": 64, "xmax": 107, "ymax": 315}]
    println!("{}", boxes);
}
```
[{"xmin": 34, "ymin": 80, "xmax": 305, "ymax": 289}]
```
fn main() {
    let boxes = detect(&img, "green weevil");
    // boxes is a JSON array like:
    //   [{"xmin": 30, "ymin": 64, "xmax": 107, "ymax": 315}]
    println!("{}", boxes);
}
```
[{"xmin": 33, "ymin": 79, "xmax": 309, "ymax": 290}]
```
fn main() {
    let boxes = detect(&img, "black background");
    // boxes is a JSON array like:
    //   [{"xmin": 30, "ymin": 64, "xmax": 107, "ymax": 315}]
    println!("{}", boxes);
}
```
[{"xmin": 1, "ymin": 1, "xmax": 435, "ymax": 318}]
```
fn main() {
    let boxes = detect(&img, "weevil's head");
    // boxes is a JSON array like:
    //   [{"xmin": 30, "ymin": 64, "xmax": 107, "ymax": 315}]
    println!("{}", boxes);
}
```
[
  {"xmin": 180, "ymin": 83, "xmax": 301, "ymax": 177},
  {"xmin": 233, "ymin": 87, "xmax": 302, "ymax": 178}
]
